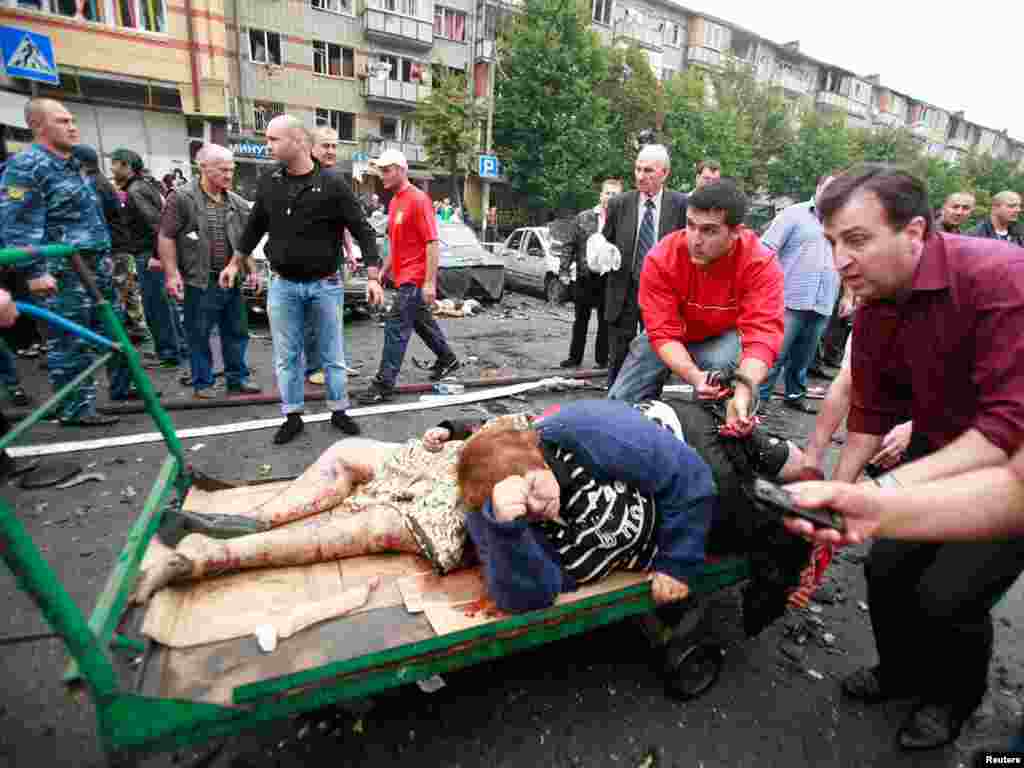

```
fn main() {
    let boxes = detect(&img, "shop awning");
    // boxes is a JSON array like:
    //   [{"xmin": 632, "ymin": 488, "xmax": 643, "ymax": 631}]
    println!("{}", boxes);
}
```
[{"xmin": 0, "ymin": 92, "xmax": 30, "ymax": 129}]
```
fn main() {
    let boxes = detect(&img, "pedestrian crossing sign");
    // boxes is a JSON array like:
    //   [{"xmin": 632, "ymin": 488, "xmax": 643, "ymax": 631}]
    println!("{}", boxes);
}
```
[{"xmin": 0, "ymin": 26, "xmax": 58, "ymax": 85}]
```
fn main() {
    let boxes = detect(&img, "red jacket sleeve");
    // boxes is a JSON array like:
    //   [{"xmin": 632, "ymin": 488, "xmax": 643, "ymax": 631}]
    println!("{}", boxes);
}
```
[
  {"xmin": 639, "ymin": 233, "xmax": 686, "ymax": 354},
  {"xmin": 736, "ymin": 245, "xmax": 784, "ymax": 367}
]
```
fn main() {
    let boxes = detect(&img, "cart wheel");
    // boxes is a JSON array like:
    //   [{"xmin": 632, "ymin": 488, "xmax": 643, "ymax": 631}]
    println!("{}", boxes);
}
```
[{"xmin": 663, "ymin": 642, "xmax": 724, "ymax": 701}]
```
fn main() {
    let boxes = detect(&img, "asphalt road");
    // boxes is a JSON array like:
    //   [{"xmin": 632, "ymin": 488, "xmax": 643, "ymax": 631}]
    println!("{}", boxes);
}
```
[{"xmin": 1, "ymin": 292, "xmax": 1021, "ymax": 768}]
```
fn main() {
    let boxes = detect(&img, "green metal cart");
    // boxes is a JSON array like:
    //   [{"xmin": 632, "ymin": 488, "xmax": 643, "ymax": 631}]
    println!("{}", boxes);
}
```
[{"xmin": 0, "ymin": 245, "xmax": 751, "ymax": 766}]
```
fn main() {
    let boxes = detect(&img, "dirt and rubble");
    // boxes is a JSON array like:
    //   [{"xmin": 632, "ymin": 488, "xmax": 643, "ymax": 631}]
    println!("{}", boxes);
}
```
[{"xmin": 0, "ymin": 291, "xmax": 1021, "ymax": 768}]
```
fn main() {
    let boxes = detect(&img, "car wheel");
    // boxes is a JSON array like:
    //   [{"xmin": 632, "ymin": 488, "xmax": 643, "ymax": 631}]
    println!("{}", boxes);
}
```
[{"xmin": 545, "ymin": 275, "xmax": 564, "ymax": 304}]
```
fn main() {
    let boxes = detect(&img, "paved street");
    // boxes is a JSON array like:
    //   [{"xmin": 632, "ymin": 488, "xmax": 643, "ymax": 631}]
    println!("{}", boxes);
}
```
[{"xmin": 0, "ymin": 293, "xmax": 1021, "ymax": 768}]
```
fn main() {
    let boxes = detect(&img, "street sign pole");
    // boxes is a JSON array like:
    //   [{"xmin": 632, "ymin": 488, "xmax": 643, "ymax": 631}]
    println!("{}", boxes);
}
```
[{"xmin": 480, "ymin": 50, "xmax": 496, "ymax": 244}]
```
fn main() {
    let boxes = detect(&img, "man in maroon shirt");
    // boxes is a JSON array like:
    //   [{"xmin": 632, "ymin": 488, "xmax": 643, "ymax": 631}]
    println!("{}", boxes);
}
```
[{"xmin": 814, "ymin": 164, "xmax": 1024, "ymax": 750}]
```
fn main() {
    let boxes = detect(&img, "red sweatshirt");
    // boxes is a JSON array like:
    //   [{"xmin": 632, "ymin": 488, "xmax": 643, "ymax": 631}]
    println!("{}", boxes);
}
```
[{"xmin": 639, "ymin": 227, "xmax": 784, "ymax": 367}]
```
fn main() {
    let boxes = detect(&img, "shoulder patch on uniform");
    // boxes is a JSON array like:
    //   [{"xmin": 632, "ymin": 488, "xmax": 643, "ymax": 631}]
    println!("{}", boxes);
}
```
[{"xmin": 3, "ymin": 186, "xmax": 27, "ymax": 200}]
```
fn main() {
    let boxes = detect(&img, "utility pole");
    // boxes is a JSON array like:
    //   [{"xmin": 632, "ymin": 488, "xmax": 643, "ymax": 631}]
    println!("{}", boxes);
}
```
[{"xmin": 480, "ymin": 54, "xmax": 496, "ymax": 244}]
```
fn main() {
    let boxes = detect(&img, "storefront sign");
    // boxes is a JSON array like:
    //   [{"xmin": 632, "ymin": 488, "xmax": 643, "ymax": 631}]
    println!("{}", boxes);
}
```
[
  {"xmin": 0, "ymin": 26, "xmax": 58, "ymax": 85},
  {"xmin": 231, "ymin": 140, "xmax": 272, "ymax": 160}
]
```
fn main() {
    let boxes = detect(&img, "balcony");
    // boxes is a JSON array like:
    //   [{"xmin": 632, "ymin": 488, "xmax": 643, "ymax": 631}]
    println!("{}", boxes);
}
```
[
  {"xmin": 612, "ymin": 20, "xmax": 662, "ymax": 51},
  {"xmin": 686, "ymin": 45, "xmax": 721, "ymax": 68},
  {"xmin": 816, "ymin": 91, "xmax": 868, "ymax": 119},
  {"xmin": 381, "ymin": 139, "xmax": 427, "ymax": 163},
  {"xmin": 474, "ymin": 38, "xmax": 496, "ymax": 61},
  {"xmin": 362, "ymin": 77, "xmax": 431, "ymax": 108},
  {"xmin": 873, "ymin": 110, "xmax": 904, "ymax": 128},
  {"xmin": 909, "ymin": 120, "xmax": 930, "ymax": 140},
  {"xmin": 362, "ymin": 6, "xmax": 433, "ymax": 51},
  {"xmin": 773, "ymin": 72, "xmax": 810, "ymax": 95}
]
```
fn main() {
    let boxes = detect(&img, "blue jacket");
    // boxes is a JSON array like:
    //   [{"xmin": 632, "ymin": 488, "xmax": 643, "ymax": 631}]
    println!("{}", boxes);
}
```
[
  {"xmin": 464, "ymin": 400, "xmax": 716, "ymax": 613},
  {"xmin": 0, "ymin": 144, "xmax": 111, "ymax": 278}
]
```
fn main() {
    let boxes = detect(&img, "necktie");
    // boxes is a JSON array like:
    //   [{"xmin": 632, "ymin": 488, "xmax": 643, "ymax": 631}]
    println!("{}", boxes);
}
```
[{"xmin": 634, "ymin": 198, "xmax": 656, "ymax": 280}]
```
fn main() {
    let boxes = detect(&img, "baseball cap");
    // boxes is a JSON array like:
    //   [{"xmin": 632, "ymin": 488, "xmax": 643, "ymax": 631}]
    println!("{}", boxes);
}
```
[
  {"xmin": 371, "ymin": 148, "xmax": 408, "ymax": 169},
  {"xmin": 110, "ymin": 148, "xmax": 144, "ymax": 172}
]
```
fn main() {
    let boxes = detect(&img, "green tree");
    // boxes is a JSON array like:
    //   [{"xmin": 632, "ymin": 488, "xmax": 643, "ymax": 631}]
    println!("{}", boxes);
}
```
[
  {"xmin": 662, "ymin": 69, "xmax": 752, "ymax": 192},
  {"xmin": 849, "ymin": 125, "xmax": 922, "ymax": 166},
  {"xmin": 596, "ymin": 44, "xmax": 664, "ymax": 184},
  {"xmin": 413, "ymin": 68, "xmax": 483, "ymax": 209},
  {"xmin": 767, "ymin": 107, "xmax": 852, "ymax": 201},
  {"xmin": 705, "ymin": 58, "xmax": 792, "ymax": 193},
  {"xmin": 493, "ymin": 0, "xmax": 611, "ymax": 211}
]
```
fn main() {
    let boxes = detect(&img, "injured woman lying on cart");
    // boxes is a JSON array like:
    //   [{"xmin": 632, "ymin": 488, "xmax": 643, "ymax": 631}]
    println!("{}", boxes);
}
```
[{"xmin": 134, "ymin": 397, "xmax": 829, "ymax": 639}]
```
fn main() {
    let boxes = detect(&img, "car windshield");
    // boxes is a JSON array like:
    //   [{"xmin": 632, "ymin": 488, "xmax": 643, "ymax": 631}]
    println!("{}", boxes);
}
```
[{"xmin": 438, "ymin": 223, "xmax": 481, "ymax": 248}]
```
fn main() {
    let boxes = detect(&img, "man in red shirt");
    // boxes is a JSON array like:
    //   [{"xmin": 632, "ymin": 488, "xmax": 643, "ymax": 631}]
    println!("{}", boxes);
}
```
[
  {"xmin": 360, "ymin": 149, "xmax": 459, "ymax": 403},
  {"xmin": 807, "ymin": 164, "xmax": 1024, "ymax": 750},
  {"xmin": 608, "ymin": 180, "xmax": 784, "ymax": 434}
]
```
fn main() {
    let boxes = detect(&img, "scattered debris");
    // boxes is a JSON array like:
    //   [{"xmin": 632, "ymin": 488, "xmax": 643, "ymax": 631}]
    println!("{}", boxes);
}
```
[
  {"xmin": 821, "ymin": 632, "xmax": 836, "ymax": 646},
  {"xmin": 55, "ymin": 472, "xmax": 106, "ymax": 489},
  {"xmin": 352, "ymin": 719, "xmax": 364, "ymax": 735},
  {"xmin": 416, "ymin": 674, "xmax": 447, "ymax": 693},
  {"xmin": 120, "ymin": 486, "xmax": 137, "ymax": 502},
  {"xmin": 779, "ymin": 640, "xmax": 806, "ymax": 662},
  {"xmin": 190, "ymin": 443, "xmax": 206, "ymax": 452},
  {"xmin": 255, "ymin": 624, "xmax": 277, "ymax": 653},
  {"xmin": 807, "ymin": 669, "xmax": 825, "ymax": 681},
  {"xmin": 808, "ymin": 603, "xmax": 823, "ymax": 614},
  {"xmin": 258, "ymin": 464, "xmax": 273, "ymax": 477},
  {"xmin": 856, "ymin": 601, "xmax": 869, "ymax": 612}
]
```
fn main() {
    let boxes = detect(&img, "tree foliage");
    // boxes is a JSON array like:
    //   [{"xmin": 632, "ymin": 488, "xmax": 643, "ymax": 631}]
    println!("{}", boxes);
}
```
[
  {"xmin": 767, "ymin": 108, "xmax": 852, "ymax": 201},
  {"xmin": 493, "ymin": 0, "xmax": 611, "ymax": 211},
  {"xmin": 595, "ymin": 45, "xmax": 664, "ymax": 185},
  {"xmin": 413, "ymin": 68, "xmax": 482, "ymax": 207}
]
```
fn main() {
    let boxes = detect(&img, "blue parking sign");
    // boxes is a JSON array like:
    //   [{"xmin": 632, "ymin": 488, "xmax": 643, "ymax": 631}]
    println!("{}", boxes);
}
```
[
  {"xmin": 478, "ymin": 154, "xmax": 502, "ymax": 179},
  {"xmin": 0, "ymin": 26, "xmax": 58, "ymax": 85}
]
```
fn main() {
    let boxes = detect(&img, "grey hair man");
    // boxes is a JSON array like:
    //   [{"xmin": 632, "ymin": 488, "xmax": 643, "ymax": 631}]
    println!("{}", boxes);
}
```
[
  {"xmin": 600, "ymin": 143, "xmax": 689, "ymax": 386},
  {"xmin": 973, "ymin": 190, "xmax": 1023, "ymax": 246},
  {"xmin": 158, "ymin": 143, "xmax": 260, "ymax": 399},
  {"xmin": 232, "ymin": 115, "xmax": 379, "ymax": 444}
]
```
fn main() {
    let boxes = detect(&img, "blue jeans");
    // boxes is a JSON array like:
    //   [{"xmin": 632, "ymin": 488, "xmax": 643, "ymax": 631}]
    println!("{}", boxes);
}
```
[
  {"xmin": 608, "ymin": 330, "xmax": 741, "ymax": 403},
  {"xmin": 0, "ymin": 340, "xmax": 18, "ymax": 389},
  {"xmin": 375, "ymin": 283, "xmax": 455, "ymax": 390},
  {"xmin": 759, "ymin": 309, "xmax": 831, "ymax": 401},
  {"xmin": 303, "ymin": 322, "xmax": 320, "ymax": 376},
  {"xmin": 268, "ymin": 274, "xmax": 349, "ymax": 414},
  {"xmin": 134, "ymin": 253, "xmax": 187, "ymax": 362},
  {"xmin": 184, "ymin": 282, "xmax": 249, "ymax": 392}
]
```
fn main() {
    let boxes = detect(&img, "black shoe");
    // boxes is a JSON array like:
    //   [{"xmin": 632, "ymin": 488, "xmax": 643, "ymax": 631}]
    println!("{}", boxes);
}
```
[
  {"xmin": 179, "ymin": 371, "xmax": 193, "ymax": 386},
  {"xmin": 898, "ymin": 703, "xmax": 965, "ymax": 750},
  {"xmin": 783, "ymin": 396, "xmax": 819, "ymax": 414},
  {"xmin": 559, "ymin": 358, "xmax": 581, "ymax": 369},
  {"xmin": 358, "ymin": 383, "xmax": 393, "ymax": 405},
  {"xmin": 60, "ymin": 413, "xmax": 119, "ymax": 427},
  {"xmin": 227, "ymin": 382, "xmax": 262, "ymax": 395},
  {"xmin": 841, "ymin": 666, "xmax": 911, "ymax": 703},
  {"xmin": 428, "ymin": 357, "xmax": 461, "ymax": 382},
  {"xmin": 330, "ymin": 410, "xmax": 361, "ymax": 435},
  {"xmin": 9, "ymin": 386, "xmax": 29, "ymax": 407},
  {"xmin": 808, "ymin": 365, "xmax": 836, "ymax": 380},
  {"xmin": 273, "ymin": 414, "xmax": 304, "ymax": 445}
]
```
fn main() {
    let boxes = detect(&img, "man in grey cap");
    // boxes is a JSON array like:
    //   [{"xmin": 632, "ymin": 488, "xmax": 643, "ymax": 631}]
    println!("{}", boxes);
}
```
[{"xmin": 110, "ymin": 148, "xmax": 186, "ymax": 366}]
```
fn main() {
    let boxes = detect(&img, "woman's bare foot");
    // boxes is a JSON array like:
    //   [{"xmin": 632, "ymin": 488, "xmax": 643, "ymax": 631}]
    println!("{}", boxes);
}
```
[
  {"xmin": 652, "ymin": 572, "xmax": 690, "ymax": 605},
  {"xmin": 132, "ymin": 551, "xmax": 194, "ymax": 604}
]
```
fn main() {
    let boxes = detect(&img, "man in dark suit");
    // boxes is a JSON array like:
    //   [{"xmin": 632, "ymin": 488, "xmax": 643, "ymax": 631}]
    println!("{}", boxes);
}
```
[
  {"xmin": 601, "ymin": 144, "xmax": 688, "ymax": 387},
  {"xmin": 558, "ymin": 177, "xmax": 623, "ymax": 369}
]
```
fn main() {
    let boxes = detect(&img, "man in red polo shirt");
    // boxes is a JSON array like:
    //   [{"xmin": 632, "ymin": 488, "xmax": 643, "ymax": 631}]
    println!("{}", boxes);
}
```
[
  {"xmin": 608, "ymin": 180, "xmax": 784, "ymax": 435},
  {"xmin": 360, "ymin": 149, "xmax": 459, "ymax": 403},
  {"xmin": 811, "ymin": 164, "xmax": 1024, "ymax": 751}
]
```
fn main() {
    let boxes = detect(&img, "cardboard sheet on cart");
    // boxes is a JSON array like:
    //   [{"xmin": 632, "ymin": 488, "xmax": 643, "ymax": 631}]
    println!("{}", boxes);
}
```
[
  {"xmin": 397, "ymin": 569, "xmax": 652, "ymax": 635},
  {"xmin": 140, "ymin": 480, "xmax": 432, "ymax": 649}
]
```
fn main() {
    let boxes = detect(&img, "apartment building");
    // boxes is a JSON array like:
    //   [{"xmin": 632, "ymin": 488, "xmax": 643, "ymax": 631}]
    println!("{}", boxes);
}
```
[{"xmin": 0, "ymin": 0, "xmax": 230, "ymax": 175}]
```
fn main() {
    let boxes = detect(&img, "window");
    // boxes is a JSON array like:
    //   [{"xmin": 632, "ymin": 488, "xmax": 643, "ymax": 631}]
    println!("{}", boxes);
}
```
[
  {"xmin": 52, "ymin": 0, "xmax": 101, "ymax": 20},
  {"xmin": 660, "ymin": 67, "xmax": 676, "ymax": 81},
  {"xmin": 315, "ymin": 108, "xmax": 356, "ymax": 141},
  {"xmin": 253, "ymin": 101, "xmax": 284, "ymax": 132},
  {"xmin": 380, "ymin": 117, "xmax": 398, "ymax": 140},
  {"xmin": 434, "ymin": 7, "xmax": 466, "ymax": 41},
  {"xmin": 378, "ymin": 54, "xmax": 422, "ymax": 83},
  {"xmin": 663, "ymin": 21, "xmax": 680, "ymax": 46},
  {"xmin": 370, "ymin": 0, "xmax": 416, "ymax": 14},
  {"xmin": 313, "ymin": 41, "xmax": 354, "ymax": 77},
  {"xmin": 109, "ymin": 0, "xmax": 166, "ymax": 30},
  {"xmin": 702, "ymin": 21, "xmax": 726, "ymax": 50},
  {"xmin": 592, "ymin": 0, "xmax": 612, "ymax": 25},
  {"xmin": 311, "ymin": 0, "xmax": 351, "ymax": 13},
  {"xmin": 249, "ymin": 29, "xmax": 282, "ymax": 65}
]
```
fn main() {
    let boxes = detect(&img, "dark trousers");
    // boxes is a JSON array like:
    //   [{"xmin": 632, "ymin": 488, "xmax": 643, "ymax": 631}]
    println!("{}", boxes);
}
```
[
  {"xmin": 183, "ymin": 283, "xmax": 249, "ymax": 392},
  {"xmin": 817, "ymin": 294, "xmax": 851, "ymax": 368},
  {"xmin": 375, "ymin": 283, "xmax": 455, "ymax": 390},
  {"xmin": 606, "ymin": 279, "xmax": 641, "ymax": 388},
  {"xmin": 866, "ymin": 536, "xmax": 1024, "ymax": 716},
  {"xmin": 566, "ymin": 275, "xmax": 608, "ymax": 366}
]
